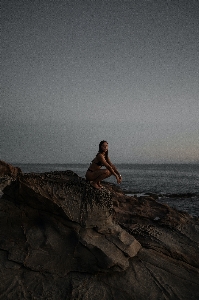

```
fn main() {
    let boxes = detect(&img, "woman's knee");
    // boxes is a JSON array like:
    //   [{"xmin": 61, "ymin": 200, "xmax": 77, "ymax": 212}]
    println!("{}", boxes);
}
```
[{"xmin": 104, "ymin": 169, "xmax": 111, "ymax": 177}]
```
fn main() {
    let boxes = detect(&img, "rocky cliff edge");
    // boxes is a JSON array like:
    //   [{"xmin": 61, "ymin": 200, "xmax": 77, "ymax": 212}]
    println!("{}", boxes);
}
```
[{"xmin": 0, "ymin": 161, "xmax": 199, "ymax": 300}]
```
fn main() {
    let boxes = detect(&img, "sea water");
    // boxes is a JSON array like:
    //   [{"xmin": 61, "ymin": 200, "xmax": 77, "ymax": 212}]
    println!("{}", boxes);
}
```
[{"xmin": 15, "ymin": 163, "xmax": 199, "ymax": 217}]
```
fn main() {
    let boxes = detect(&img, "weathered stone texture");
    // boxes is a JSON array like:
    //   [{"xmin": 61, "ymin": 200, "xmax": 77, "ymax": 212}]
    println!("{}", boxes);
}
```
[{"xmin": 0, "ymin": 161, "xmax": 199, "ymax": 300}]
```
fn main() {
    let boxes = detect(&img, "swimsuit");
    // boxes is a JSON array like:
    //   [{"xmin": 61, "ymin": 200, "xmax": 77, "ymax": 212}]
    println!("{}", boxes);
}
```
[
  {"xmin": 87, "ymin": 162, "xmax": 103, "ymax": 172},
  {"xmin": 87, "ymin": 154, "xmax": 104, "ymax": 172},
  {"xmin": 92, "ymin": 154, "xmax": 103, "ymax": 166}
]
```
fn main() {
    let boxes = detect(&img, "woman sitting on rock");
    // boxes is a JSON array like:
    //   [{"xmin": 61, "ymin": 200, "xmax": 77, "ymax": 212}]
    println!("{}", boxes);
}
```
[{"xmin": 85, "ymin": 140, "xmax": 122, "ymax": 189}]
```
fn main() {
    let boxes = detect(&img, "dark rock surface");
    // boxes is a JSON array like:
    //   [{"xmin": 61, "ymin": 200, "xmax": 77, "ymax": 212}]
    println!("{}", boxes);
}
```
[
  {"xmin": 0, "ymin": 161, "xmax": 199, "ymax": 300},
  {"xmin": 0, "ymin": 160, "xmax": 22, "ymax": 179}
]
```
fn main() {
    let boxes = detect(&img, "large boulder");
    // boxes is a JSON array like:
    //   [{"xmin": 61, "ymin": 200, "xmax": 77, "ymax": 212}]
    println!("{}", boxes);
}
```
[
  {"xmin": 0, "ymin": 170, "xmax": 141, "ymax": 274},
  {"xmin": 0, "ymin": 162, "xmax": 199, "ymax": 299},
  {"xmin": 0, "ymin": 160, "xmax": 22, "ymax": 179}
]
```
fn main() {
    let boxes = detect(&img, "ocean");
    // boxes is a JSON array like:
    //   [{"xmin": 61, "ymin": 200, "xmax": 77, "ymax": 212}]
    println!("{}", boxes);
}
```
[{"xmin": 14, "ymin": 163, "xmax": 199, "ymax": 217}]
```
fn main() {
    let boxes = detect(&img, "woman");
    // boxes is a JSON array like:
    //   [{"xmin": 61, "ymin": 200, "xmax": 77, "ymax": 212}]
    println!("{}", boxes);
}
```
[{"xmin": 85, "ymin": 140, "xmax": 122, "ymax": 189}]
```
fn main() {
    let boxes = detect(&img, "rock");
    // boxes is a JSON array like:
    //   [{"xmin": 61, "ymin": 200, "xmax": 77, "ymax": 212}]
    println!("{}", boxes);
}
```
[
  {"xmin": 0, "ymin": 160, "xmax": 22, "ymax": 179},
  {"xmin": 0, "ymin": 161, "xmax": 199, "ymax": 300},
  {"xmin": 1, "ymin": 167, "xmax": 141, "ymax": 272},
  {"xmin": 145, "ymin": 192, "xmax": 159, "ymax": 199}
]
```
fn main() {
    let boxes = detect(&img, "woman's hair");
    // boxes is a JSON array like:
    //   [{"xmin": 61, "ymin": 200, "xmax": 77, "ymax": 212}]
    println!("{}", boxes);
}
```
[{"xmin": 98, "ymin": 140, "xmax": 108, "ymax": 159}]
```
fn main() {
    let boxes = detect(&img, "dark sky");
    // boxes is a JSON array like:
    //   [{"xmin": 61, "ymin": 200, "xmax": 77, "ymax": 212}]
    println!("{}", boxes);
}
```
[{"xmin": 1, "ymin": 0, "xmax": 199, "ymax": 163}]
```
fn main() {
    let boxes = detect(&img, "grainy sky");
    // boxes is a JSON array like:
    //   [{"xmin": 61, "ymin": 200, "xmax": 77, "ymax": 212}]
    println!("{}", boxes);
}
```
[{"xmin": 1, "ymin": 0, "xmax": 199, "ymax": 164}]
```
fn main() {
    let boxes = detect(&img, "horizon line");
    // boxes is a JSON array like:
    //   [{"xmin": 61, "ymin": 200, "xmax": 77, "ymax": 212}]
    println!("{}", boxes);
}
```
[{"xmin": 11, "ymin": 162, "xmax": 199, "ymax": 165}]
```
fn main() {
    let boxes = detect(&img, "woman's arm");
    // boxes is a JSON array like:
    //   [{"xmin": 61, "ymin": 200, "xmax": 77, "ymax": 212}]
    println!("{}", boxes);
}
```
[
  {"xmin": 106, "ymin": 157, "xmax": 121, "ymax": 177},
  {"xmin": 98, "ymin": 154, "xmax": 116, "ymax": 175},
  {"xmin": 99, "ymin": 154, "xmax": 122, "ymax": 183}
]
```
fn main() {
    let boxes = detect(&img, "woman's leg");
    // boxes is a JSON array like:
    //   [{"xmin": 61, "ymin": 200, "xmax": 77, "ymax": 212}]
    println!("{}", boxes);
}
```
[
  {"xmin": 86, "ymin": 169, "xmax": 111, "ymax": 189},
  {"xmin": 93, "ymin": 169, "xmax": 111, "ymax": 188}
]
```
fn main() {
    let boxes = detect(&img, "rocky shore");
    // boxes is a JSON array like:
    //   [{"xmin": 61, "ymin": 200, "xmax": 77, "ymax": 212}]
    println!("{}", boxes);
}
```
[{"xmin": 0, "ymin": 160, "xmax": 199, "ymax": 300}]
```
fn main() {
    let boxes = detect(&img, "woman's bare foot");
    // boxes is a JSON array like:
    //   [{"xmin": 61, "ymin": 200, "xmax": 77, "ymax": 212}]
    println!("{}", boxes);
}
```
[
  {"xmin": 97, "ymin": 182, "xmax": 103, "ymax": 188},
  {"xmin": 91, "ymin": 182, "xmax": 101, "ymax": 189}
]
